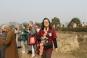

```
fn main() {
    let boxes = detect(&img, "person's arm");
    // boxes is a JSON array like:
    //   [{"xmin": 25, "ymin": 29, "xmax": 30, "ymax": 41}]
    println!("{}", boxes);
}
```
[
  {"xmin": 0, "ymin": 31, "xmax": 12, "ymax": 46},
  {"xmin": 36, "ymin": 29, "xmax": 42, "ymax": 41},
  {"xmin": 53, "ymin": 38, "xmax": 58, "ymax": 48},
  {"xmin": 21, "ymin": 29, "xmax": 27, "ymax": 35},
  {"xmin": 52, "ymin": 28, "xmax": 58, "ymax": 53},
  {"xmin": 28, "ymin": 27, "xmax": 36, "ymax": 36},
  {"xmin": 21, "ymin": 31, "xmax": 27, "ymax": 35},
  {"xmin": 52, "ymin": 28, "xmax": 58, "ymax": 48},
  {"xmin": 37, "ymin": 36, "xmax": 42, "ymax": 41}
]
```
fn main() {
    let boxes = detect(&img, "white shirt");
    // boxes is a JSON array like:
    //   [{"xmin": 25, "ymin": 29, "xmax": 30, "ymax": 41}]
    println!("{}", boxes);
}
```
[{"xmin": 36, "ymin": 28, "xmax": 40, "ymax": 33}]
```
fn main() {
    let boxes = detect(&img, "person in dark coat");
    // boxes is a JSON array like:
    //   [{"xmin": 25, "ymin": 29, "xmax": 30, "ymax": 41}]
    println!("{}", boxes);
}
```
[
  {"xmin": 0, "ymin": 25, "xmax": 7, "ymax": 58},
  {"xmin": 0, "ymin": 24, "xmax": 19, "ymax": 58}
]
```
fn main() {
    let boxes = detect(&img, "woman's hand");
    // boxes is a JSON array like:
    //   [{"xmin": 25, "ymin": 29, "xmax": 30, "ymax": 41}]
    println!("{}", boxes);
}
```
[
  {"xmin": 27, "ymin": 30, "xmax": 30, "ymax": 32},
  {"xmin": 55, "ymin": 48, "xmax": 58, "ymax": 53},
  {"xmin": 19, "ymin": 31, "xmax": 22, "ymax": 34},
  {"xmin": 20, "ymin": 32, "xmax": 23, "ymax": 35},
  {"xmin": 41, "ymin": 37, "xmax": 45, "ymax": 40}
]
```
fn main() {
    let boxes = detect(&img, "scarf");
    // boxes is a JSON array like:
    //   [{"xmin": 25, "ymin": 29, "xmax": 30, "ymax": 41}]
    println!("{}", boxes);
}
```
[{"xmin": 39, "ymin": 27, "xmax": 49, "ymax": 55}]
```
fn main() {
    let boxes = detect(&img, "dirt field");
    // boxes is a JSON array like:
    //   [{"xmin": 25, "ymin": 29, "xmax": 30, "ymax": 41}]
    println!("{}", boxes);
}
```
[
  {"xmin": 18, "ymin": 32, "xmax": 87, "ymax": 58},
  {"xmin": 18, "ymin": 49, "xmax": 77, "ymax": 58}
]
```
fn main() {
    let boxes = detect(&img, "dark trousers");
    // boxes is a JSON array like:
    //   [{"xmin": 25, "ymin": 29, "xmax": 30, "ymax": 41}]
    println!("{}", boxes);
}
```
[
  {"xmin": 0, "ymin": 48, "xmax": 5, "ymax": 58},
  {"xmin": 0, "ymin": 50, "xmax": 1, "ymax": 58},
  {"xmin": 41, "ymin": 50, "xmax": 52, "ymax": 58}
]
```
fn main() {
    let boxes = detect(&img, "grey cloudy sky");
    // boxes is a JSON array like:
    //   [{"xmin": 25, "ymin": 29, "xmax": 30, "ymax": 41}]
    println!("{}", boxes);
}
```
[{"xmin": 0, "ymin": 0, "xmax": 87, "ymax": 25}]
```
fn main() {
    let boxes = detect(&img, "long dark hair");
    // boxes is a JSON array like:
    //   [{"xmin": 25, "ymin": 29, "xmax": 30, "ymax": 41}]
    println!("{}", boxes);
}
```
[{"xmin": 41, "ymin": 18, "xmax": 52, "ymax": 30}]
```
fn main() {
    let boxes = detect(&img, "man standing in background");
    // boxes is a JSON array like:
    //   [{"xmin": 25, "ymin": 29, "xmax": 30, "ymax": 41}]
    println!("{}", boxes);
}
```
[{"xmin": 0, "ymin": 24, "xmax": 7, "ymax": 58}]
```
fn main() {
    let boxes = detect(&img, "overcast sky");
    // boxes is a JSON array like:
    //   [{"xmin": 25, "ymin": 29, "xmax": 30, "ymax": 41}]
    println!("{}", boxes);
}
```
[{"xmin": 0, "ymin": 0, "xmax": 87, "ymax": 25}]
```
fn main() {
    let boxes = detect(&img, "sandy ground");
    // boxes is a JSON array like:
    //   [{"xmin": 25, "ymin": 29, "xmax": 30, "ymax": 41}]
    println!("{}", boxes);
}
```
[
  {"xmin": 18, "ymin": 32, "xmax": 87, "ymax": 58},
  {"xmin": 18, "ymin": 49, "xmax": 77, "ymax": 58}
]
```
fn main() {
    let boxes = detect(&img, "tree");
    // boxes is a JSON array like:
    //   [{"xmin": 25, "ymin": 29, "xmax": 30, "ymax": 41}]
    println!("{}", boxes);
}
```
[
  {"xmin": 51, "ymin": 17, "xmax": 60, "ymax": 26},
  {"xmin": 19, "ymin": 24, "xmax": 22, "ymax": 29},
  {"xmin": 70, "ymin": 17, "xmax": 81, "ymax": 25},
  {"xmin": 9, "ymin": 22, "xmax": 20, "ymax": 29}
]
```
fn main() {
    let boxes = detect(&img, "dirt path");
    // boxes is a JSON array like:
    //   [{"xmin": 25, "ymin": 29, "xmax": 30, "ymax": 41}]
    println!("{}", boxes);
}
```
[{"xmin": 18, "ymin": 49, "xmax": 77, "ymax": 58}]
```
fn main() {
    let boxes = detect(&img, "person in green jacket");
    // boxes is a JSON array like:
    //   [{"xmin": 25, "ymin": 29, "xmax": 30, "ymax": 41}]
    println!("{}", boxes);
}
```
[{"xmin": 21, "ymin": 22, "xmax": 27, "ymax": 54}]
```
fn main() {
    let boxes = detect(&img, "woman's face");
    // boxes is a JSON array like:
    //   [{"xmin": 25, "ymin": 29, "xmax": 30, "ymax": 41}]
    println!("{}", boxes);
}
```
[
  {"xmin": 1, "ymin": 25, "xmax": 7, "ymax": 31},
  {"xmin": 34, "ymin": 25, "xmax": 38, "ymax": 29},
  {"xmin": 22, "ymin": 25, "xmax": 25, "ymax": 28},
  {"xmin": 1, "ymin": 25, "xmax": 5, "ymax": 30},
  {"xmin": 1, "ymin": 25, "xmax": 4, "ymax": 29},
  {"xmin": 44, "ymin": 19, "xmax": 49, "ymax": 27},
  {"xmin": 28, "ymin": 23, "xmax": 30, "ymax": 27},
  {"xmin": 28, "ymin": 23, "xmax": 32, "ymax": 27}
]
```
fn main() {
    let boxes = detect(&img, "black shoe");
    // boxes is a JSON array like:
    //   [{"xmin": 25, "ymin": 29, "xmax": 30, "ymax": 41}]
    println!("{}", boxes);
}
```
[
  {"xmin": 17, "ymin": 46, "xmax": 22, "ymax": 49},
  {"xmin": 27, "ymin": 51, "xmax": 32, "ymax": 54}
]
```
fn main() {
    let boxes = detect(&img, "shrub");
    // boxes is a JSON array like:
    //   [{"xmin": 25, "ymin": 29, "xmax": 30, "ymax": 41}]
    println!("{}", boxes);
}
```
[{"xmin": 55, "ymin": 27, "xmax": 87, "ymax": 32}]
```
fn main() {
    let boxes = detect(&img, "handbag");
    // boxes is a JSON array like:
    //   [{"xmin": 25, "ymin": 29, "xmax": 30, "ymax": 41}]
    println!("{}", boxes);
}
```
[
  {"xmin": 43, "ymin": 30, "xmax": 53, "ymax": 49},
  {"xmin": 28, "ymin": 35, "xmax": 36, "ymax": 45},
  {"xmin": 44, "ymin": 42, "xmax": 53, "ymax": 49}
]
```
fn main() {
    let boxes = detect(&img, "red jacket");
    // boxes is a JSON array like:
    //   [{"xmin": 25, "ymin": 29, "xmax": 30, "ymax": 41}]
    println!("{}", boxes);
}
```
[{"xmin": 37, "ymin": 28, "xmax": 57, "ymax": 50}]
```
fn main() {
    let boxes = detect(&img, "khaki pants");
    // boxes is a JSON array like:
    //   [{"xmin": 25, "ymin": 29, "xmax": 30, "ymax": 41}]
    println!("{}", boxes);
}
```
[
  {"xmin": 21, "ymin": 41, "xmax": 26, "ymax": 52},
  {"xmin": 41, "ymin": 50, "xmax": 52, "ymax": 58}
]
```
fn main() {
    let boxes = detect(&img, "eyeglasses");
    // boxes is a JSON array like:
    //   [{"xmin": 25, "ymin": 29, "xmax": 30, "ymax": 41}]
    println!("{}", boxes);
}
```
[{"xmin": 44, "ymin": 22, "xmax": 49, "ymax": 23}]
